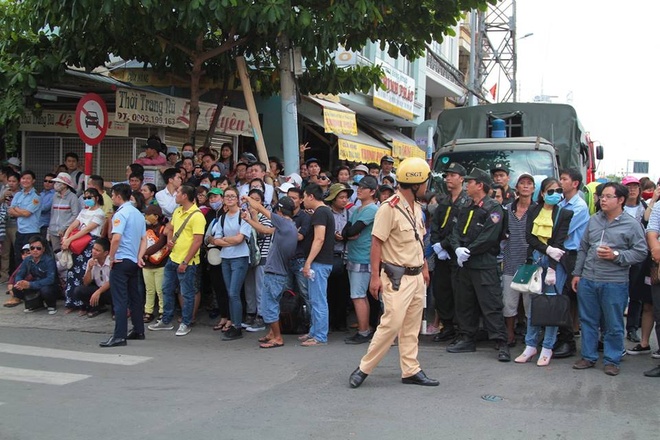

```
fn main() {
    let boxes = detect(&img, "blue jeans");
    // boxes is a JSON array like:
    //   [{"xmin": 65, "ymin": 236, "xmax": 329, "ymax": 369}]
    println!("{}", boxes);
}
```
[
  {"xmin": 161, "ymin": 259, "xmax": 198, "ymax": 326},
  {"xmin": 289, "ymin": 257, "xmax": 310, "ymax": 309},
  {"xmin": 307, "ymin": 262, "xmax": 333, "ymax": 343},
  {"xmin": 577, "ymin": 278, "xmax": 628, "ymax": 366},
  {"xmin": 261, "ymin": 273, "xmax": 289, "ymax": 324},
  {"xmin": 221, "ymin": 257, "xmax": 249, "ymax": 326},
  {"xmin": 526, "ymin": 253, "xmax": 567, "ymax": 349}
]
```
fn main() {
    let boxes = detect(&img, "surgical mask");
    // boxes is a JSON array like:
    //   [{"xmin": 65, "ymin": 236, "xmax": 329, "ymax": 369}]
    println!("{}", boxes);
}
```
[
  {"xmin": 83, "ymin": 199, "xmax": 95, "ymax": 208},
  {"xmin": 353, "ymin": 174, "xmax": 364, "ymax": 183},
  {"xmin": 642, "ymin": 190, "xmax": 654, "ymax": 200},
  {"xmin": 145, "ymin": 214, "xmax": 158, "ymax": 226},
  {"xmin": 544, "ymin": 192, "xmax": 562, "ymax": 205},
  {"xmin": 201, "ymin": 183, "xmax": 210, "ymax": 189},
  {"xmin": 210, "ymin": 172, "xmax": 221, "ymax": 179},
  {"xmin": 210, "ymin": 200, "xmax": 223, "ymax": 211},
  {"xmin": 54, "ymin": 182, "xmax": 65, "ymax": 192},
  {"xmin": 182, "ymin": 151, "xmax": 194, "ymax": 158}
]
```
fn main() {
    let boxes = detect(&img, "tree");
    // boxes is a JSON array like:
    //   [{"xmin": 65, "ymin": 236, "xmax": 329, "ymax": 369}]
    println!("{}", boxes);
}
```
[
  {"xmin": 0, "ymin": 1, "xmax": 65, "ymax": 152},
  {"xmin": 21, "ymin": 0, "xmax": 495, "ymax": 143}
]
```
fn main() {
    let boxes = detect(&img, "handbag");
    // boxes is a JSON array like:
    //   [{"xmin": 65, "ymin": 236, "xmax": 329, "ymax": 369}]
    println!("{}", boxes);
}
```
[
  {"xmin": 23, "ymin": 291, "xmax": 43, "ymax": 310},
  {"xmin": 146, "ymin": 226, "xmax": 170, "ymax": 265},
  {"xmin": 510, "ymin": 263, "xmax": 543, "ymax": 294},
  {"xmin": 207, "ymin": 247, "xmax": 222, "ymax": 266},
  {"xmin": 530, "ymin": 290, "xmax": 572, "ymax": 327},
  {"xmin": 69, "ymin": 228, "xmax": 92, "ymax": 255}
]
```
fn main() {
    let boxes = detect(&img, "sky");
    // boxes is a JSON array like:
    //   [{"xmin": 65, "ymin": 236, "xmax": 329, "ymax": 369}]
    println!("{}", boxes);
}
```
[{"xmin": 515, "ymin": 0, "xmax": 659, "ymax": 180}]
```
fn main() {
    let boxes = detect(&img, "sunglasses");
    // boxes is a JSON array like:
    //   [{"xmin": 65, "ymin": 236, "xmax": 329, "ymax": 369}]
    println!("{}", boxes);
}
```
[
  {"xmin": 318, "ymin": 176, "xmax": 329, "ymax": 181},
  {"xmin": 546, "ymin": 188, "xmax": 563, "ymax": 195},
  {"xmin": 30, "ymin": 246, "xmax": 43, "ymax": 251},
  {"xmin": 44, "ymin": 180, "xmax": 53, "ymax": 183},
  {"xmin": 83, "ymin": 196, "xmax": 95, "ymax": 200}
]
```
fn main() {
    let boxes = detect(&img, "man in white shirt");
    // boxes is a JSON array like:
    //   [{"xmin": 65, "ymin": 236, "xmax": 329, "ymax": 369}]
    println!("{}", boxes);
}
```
[
  {"xmin": 155, "ymin": 168, "xmax": 183, "ymax": 220},
  {"xmin": 71, "ymin": 237, "xmax": 112, "ymax": 317}
]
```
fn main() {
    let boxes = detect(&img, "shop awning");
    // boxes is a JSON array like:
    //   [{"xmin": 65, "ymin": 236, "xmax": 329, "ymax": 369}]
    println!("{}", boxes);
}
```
[
  {"xmin": 302, "ymin": 95, "xmax": 358, "ymax": 136},
  {"xmin": 301, "ymin": 111, "xmax": 391, "ymax": 163},
  {"xmin": 366, "ymin": 123, "xmax": 426, "ymax": 160}
]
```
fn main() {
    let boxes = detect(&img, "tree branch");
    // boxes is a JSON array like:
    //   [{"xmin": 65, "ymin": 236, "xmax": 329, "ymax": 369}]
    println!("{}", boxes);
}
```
[
  {"xmin": 156, "ymin": 35, "xmax": 194, "ymax": 57},
  {"xmin": 198, "ymin": 34, "xmax": 250, "ymax": 64}
]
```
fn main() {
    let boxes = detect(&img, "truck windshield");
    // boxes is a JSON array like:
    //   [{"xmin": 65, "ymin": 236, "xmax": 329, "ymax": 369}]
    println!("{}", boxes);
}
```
[{"xmin": 435, "ymin": 149, "xmax": 555, "ymax": 183}]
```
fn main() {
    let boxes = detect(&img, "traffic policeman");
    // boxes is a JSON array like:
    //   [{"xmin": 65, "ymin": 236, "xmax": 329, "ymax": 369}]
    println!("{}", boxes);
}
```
[
  {"xmin": 430, "ymin": 162, "xmax": 472, "ymax": 342},
  {"xmin": 349, "ymin": 157, "xmax": 439, "ymax": 388},
  {"xmin": 447, "ymin": 167, "xmax": 511, "ymax": 362}
]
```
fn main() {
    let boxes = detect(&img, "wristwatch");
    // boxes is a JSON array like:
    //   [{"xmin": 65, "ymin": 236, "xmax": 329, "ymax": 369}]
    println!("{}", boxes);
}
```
[{"xmin": 613, "ymin": 250, "xmax": 620, "ymax": 259}]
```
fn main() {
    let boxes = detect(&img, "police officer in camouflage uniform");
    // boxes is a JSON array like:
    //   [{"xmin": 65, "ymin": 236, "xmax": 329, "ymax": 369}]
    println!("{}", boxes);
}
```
[
  {"xmin": 447, "ymin": 168, "xmax": 511, "ymax": 362},
  {"xmin": 430, "ymin": 163, "xmax": 471, "ymax": 342}
]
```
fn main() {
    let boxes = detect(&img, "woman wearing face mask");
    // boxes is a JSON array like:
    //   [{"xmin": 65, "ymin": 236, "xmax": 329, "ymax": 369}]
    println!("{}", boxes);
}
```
[
  {"xmin": 515, "ymin": 178, "xmax": 573, "ymax": 366},
  {"xmin": 204, "ymin": 188, "xmax": 230, "ymax": 329},
  {"xmin": 130, "ymin": 190, "xmax": 147, "ymax": 213},
  {"xmin": 142, "ymin": 205, "xmax": 168, "ymax": 323},
  {"xmin": 62, "ymin": 188, "xmax": 106, "ymax": 314}
]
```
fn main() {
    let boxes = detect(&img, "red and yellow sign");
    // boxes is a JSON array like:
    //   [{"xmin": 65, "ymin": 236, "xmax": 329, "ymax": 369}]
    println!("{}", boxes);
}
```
[
  {"xmin": 338, "ymin": 139, "xmax": 389, "ymax": 163},
  {"xmin": 323, "ymin": 109, "xmax": 358, "ymax": 136},
  {"xmin": 392, "ymin": 140, "xmax": 425, "ymax": 160}
]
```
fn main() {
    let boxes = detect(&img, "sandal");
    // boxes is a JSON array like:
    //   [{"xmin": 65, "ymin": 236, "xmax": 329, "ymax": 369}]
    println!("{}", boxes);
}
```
[
  {"xmin": 297, "ymin": 334, "xmax": 311, "ymax": 342},
  {"xmin": 143, "ymin": 313, "xmax": 154, "ymax": 323},
  {"xmin": 3, "ymin": 298, "xmax": 21, "ymax": 307},
  {"xmin": 64, "ymin": 308, "xmax": 76, "ymax": 315},
  {"xmin": 260, "ymin": 341, "xmax": 284, "ymax": 349},
  {"xmin": 258, "ymin": 335, "xmax": 273, "ymax": 343},
  {"xmin": 87, "ymin": 308, "xmax": 107, "ymax": 318},
  {"xmin": 301, "ymin": 337, "xmax": 326, "ymax": 347},
  {"xmin": 78, "ymin": 309, "xmax": 87, "ymax": 317},
  {"xmin": 213, "ymin": 319, "xmax": 228, "ymax": 331},
  {"xmin": 221, "ymin": 321, "xmax": 233, "ymax": 332}
]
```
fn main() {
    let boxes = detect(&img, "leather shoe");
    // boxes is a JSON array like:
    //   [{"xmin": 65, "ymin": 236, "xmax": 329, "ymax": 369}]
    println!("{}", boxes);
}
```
[
  {"xmin": 432, "ymin": 327, "xmax": 456, "ymax": 342},
  {"xmin": 402, "ymin": 370, "xmax": 439, "ymax": 386},
  {"xmin": 126, "ymin": 329, "xmax": 145, "ymax": 340},
  {"xmin": 349, "ymin": 367, "xmax": 368, "ymax": 388},
  {"xmin": 552, "ymin": 341, "xmax": 576, "ymax": 359},
  {"xmin": 643, "ymin": 365, "xmax": 660, "ymax": 377},
  {"xmin": 497, "ymin": 341, "xmax": 511, "ymax": 362},
  {"xmin": 99, "ymin": 336, "xmax": 127, "ymax": 348},
  {"xmin": 446, "ymin": 338, "xmax": 476, "ymax": 353}
]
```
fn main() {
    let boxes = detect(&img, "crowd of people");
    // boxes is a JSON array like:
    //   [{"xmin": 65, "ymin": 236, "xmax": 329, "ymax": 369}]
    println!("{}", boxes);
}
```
[{"xmin": 2, "ymin": 136, "xmax": 659, "ymax": 380}]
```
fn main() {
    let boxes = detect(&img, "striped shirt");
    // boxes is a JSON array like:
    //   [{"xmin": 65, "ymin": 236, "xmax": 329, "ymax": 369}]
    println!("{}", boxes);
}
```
[
  {"xmin": 256, "ymin": 213, "xmax": 273, "ymax": 264},
  {"xmin": 502, "ymin": 200, "xmax": 534, "ymax": 275}
]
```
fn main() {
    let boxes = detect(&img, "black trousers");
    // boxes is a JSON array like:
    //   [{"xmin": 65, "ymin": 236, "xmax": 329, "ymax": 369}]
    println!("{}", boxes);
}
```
[
  {"xmin": 110, "ymin": 260, "xmax": 143, "ymax": 339},
  {"xmin": 432, "ymin": 259, "xmax": 457, "ymax": 327},
  {"xmin": 327, "ymin": 254, "xmax": 349, "ymax": 330},
  {"xmin": 71, "ymin": 283, "xmax": 112, "ymax": 312},
  {"xmin": 454, "ymin": 266, "xmax": 507, "ymax": 342},
  {"xmin": 13, "ymin": 284, "xmax": 59, "ymax": 308},
  {"xmin": 557, "ymin": 252, "xmax": 578, "ymax": 345}
]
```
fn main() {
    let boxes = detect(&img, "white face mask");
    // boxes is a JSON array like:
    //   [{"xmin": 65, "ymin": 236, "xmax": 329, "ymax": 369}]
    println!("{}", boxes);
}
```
[{"xmin": 54, "ymin": 182, "xmax": 65, "ymax": 192}]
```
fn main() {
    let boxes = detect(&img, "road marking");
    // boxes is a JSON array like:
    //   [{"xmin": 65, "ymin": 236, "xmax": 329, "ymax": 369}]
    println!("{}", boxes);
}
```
[
  {"xmin": 0, "ymin": 343, "xmax": 151, "ymax": 366},
  {"xmin": 0, "ymin": 366, "xmax": 90, "ymax": 385}
]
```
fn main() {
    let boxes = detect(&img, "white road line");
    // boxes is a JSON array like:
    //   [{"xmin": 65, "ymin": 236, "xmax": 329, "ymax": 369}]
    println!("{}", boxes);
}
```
[
  {"xmin": 0, "ymin": 343, "xmax": 151, "ymax": 366},
  {"xmin": 0, "ymin": 366, "xmax": 90, "ymax": 385}
]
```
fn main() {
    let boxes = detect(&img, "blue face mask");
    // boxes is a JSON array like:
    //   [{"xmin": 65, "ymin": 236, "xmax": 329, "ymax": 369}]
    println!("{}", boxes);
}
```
[
  {"xmin": 544, "ymin": 192, "xmax": 562, "ymax": 205},
  {"xmin": 201, "ymin": 183, "xmax": 210, "ymax": 189},
  {"xmin": 210, "ymin": 172, "xmax": 221, "ymax": 179},
  {"xmin": 210, "ymin": 200, "xmax": 223, "ymax": 211},
  {"xmin": 354, "ymin": 174, "xmax": 364, "ymax": 183},
  {"xmin": 83, "ymin": 199, "xmax": 95, "ymax": 208},
  {"xmin": 182, "ymin": 151, "xmax": 194, "ymax": 158}
]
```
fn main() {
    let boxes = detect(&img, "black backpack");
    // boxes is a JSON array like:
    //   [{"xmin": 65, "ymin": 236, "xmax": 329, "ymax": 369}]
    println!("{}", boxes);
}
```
[{"xmin": 279, "ymin": 289, "xmax": 310, "ymax": 334}]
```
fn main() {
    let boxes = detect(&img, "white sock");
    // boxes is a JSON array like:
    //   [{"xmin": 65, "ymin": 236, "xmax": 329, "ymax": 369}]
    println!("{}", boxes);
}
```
[
  {"xmin": 522, "ymin": 345, "xmax": 537, "ymax": 356},
  {"xmin": 540, "ymin": 347, "xmax": 552, "ymax": 358}
]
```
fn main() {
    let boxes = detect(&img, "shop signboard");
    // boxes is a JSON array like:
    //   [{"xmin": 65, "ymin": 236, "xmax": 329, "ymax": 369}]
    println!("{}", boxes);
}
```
[
  {"xmin": 19, "ymin": 110, "xmax": 128, "ymax": 136},
  {"xmin": 373, "ymin": 63, "xmax": 416, "ymax": 120}
]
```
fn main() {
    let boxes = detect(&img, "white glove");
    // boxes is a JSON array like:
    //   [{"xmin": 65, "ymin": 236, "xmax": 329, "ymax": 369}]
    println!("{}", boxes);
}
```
[
  {"xmin": 437, "ymin": 249, "xmax": 450, "ymax": 261},
  {"xmin": 545, "ymin": 267, "xmax": 556, "ymax": 286},
  {"xmin": 546, "ymin": 246, "xmax": 565, "ymax": 262},
  {"xmin": 432, "ymin": 243, "xmax": 443, "ymax": 257},
  {"xmin": 455, "ymin": 247, "xmax": 471, "ymax": 267}
]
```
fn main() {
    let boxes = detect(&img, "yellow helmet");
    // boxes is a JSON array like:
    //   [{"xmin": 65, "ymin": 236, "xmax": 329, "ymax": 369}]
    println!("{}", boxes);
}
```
[{"xmin": 396, "ymin": 157, "xmax": 431, "ymax": 184}]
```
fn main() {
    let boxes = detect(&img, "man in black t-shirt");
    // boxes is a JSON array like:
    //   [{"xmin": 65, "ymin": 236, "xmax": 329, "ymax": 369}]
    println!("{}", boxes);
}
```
[
  {"xmin": 286, "ymin": 187, "xmax": 312, "ymax": 308},
  {"xmin": 300, "ymin": 183, "xmax": 335, "ymax": 346}
]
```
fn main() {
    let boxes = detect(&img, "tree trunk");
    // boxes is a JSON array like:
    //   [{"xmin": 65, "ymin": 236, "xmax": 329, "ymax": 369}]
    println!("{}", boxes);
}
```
[{"xmin": 202, "ymin": 75, "xmax": 230, "ymax": 149}]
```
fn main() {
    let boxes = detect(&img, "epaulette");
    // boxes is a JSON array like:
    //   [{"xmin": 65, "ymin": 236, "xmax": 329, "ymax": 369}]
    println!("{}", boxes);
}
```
[{"xmin": 388, "ymin": 195, "xmax": 400, "ymax": 207}]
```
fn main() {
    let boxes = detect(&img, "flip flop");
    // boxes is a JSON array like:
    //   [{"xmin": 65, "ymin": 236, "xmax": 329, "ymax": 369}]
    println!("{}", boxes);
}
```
[
  {"xmin": 259, "ymin": 341, "xmax": 284, "ymax": 349},
  {"xmin": 3, "ymin": 298, "xmax": 21, "ymax": 307},
  {"xmin": 221, "ymin": 322, "xmax": 233, "ymax": 332},
  {"xmin": 213, "ymin": 320, "xmax": 228, "ymax": 331},
  {"xmin": 258, "ymin": 336, "xmax": 272, "ymax": 343},
  {"xmin": 143, "ymin": 313, "xmax": 154, "ymax": 323}
]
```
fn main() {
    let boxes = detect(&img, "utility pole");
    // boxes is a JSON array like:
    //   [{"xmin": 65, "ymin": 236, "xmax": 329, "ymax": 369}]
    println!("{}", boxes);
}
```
[{"xmin": 278, "ymin": 35, "xmax": 301, "ymax": 174}]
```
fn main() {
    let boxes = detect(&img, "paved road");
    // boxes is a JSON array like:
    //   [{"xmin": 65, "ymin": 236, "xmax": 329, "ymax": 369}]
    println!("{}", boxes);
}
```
[{"xmin": 0, "ymin": 304, "xmax": 658, "ymax": 440}]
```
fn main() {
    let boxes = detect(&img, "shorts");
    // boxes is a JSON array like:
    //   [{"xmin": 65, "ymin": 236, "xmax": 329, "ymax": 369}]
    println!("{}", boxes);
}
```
[
  {"xmin": 261, "ymin": 273, "xmax": 289, "ymax": 324},
  {"xmin": 503, "ymin": 274, "xmax": 525, "ymax": 317},
  {"xmin": 348, "ymin": 270, "xmax": 370, "ymax": 299}
]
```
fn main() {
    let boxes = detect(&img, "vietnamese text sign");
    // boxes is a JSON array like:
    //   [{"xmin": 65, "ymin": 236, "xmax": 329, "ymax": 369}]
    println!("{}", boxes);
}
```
[
  {"xmin": 392, "ymin": 140, "xmax": 425, "ymax": 159},
  {"xmin": 323, "ymin": 109, "xmax": 358, "ymax": 136},
  {"xmin": 338, "ymin": 139, "xmax": 390, "ymax": 163},
  {"xmin": 115, "ymin": 87, "xmax": 253, "ymax": 137},
  {"xmin": 19, "ymin": 110, "xmax": 128, "ymax": 136},
  {"xmin": 373, "ymin": 63, "xmax": 416, "ymax": 120}
]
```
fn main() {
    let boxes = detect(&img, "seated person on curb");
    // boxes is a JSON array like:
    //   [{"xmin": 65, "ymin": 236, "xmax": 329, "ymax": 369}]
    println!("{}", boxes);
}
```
[
  {"xmin": 13, "ymin": 235, "xmax": 59, "ymax": 314},
  {"xmin": 3, "ymin": 244, "xmax": 33, "ymax": 307},
  {"xmin": 71, "ymin": 237, "xmax": 112, "ymax": 318}
]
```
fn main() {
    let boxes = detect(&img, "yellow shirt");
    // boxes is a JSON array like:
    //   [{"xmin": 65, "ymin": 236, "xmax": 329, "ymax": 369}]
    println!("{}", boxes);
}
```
[
  {"xmin": 169, "ymin": 205, "xmax": 206, "ymax": 265},
  {"xmin": 371, "ymin": 193, "xmax": 426, "ymax": 267},
  {"xmin": 532, "ymin": 207, "xmax": 553, "ymax": 245},
  {"xmin": 101, "ymin": 193, "xmax": 114, "ymax": 218}
]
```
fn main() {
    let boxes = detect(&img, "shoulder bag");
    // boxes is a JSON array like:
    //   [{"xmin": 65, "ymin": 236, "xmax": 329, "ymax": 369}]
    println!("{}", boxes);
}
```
[
  {"xmin": 530, "ymin": 286, "xmax": 572, "ymax": 327},
  {"xmin": 510, "ymin": 262, "xmax": 543, "ymax": 294}
]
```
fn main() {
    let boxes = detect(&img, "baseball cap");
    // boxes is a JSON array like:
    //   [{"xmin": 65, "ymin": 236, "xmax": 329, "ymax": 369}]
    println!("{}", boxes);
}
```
[
  {"xmin": 622, "ymin": 175, "xmax": 640, "ymax": 186},
  {"xmin": 490, "ymin": 163, "xmax": 510, "ymax": 175},
  {"xmin": 285, "ymin": 172, "xmax": 302, "ymax": 187},
  {"xmin": 208, "ymin": 188, "xmax": 224, "ymax": 196},
  {"xmin": 144, "ymin": 138, "xmax": 161, "ymax": 150},
  {"xmin": 352, "ymin": 164, "xmax": 369, "ymax": 174},
  {"xmin": 22, "ymin": 243, "xmax": 30, "ymax": 251},
  {"xmin": 275, "ymin": 196, "xmax": 295, "ymax": 214},
  {"xmin": 166, "ymin": 146, "xmax": 179, "ymax": 156},
  {"xmin": 380, "ymin": 155, "xmax": 395, "ymax": 164},
  {"xmin": 305, "ymin": 157, "xmax": 320, "ymax": 167},
  {"xmin": 516, "ymin": 172, "xmax": 535, "ymax": 185},
  {"xmin": 241, "ymin": 152, "xmax": 258, "ymax": 163},
  {"xmin": 277, "ymin": 182, "xmax": 296, "ymax": 194},
  {"xmin": 464, "ymin": 167, "xmax": 493, "ymax": 186},
  {"xmin": 443, "ymin": 162, "xmax": 466, "ymax": 177},
  {"xmin": 378, "ymin": 184, "xmax": 395, "ymax": 194},
  {"xmin": 358, "ymin": 175, "xmax": 378, "ymax": 190}
]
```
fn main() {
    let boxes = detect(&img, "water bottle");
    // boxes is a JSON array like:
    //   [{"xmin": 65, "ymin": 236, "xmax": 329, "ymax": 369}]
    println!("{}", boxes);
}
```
[{"xmin": 300, "ymin": 267, "xmax": 315, "ymax": 281}]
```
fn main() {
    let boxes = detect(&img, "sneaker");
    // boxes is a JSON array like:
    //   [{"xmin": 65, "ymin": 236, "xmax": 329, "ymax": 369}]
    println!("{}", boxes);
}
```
[
  {"xmin": 425, "ymin": 324, "xmax": 440, "ymax": 335},
  {"xmin": 148, "ymin": 319, "xmax": 174, "ymax": 331},
  {"xmin": 241, "ymin": 315, "xmax": 256, "ymax": 329},
  {"xmin": 626, "ymin": 330, "xmax": 641, "ymax": 343},
  {"xmin": 47, "ymin": 307, "xmax": 57, "ymax": 315},
  {"xmin": 652, "ymin": 349, "xmax": 660, "ymax": 359},
  {"xmin": 246, "ymin": 318, "xmax": 266, "ymax": 332},
  {"xmin": 175, "ymin": 323, "xmax": 191, "ymax": 336},
  {"xmin": 344, "ymin": 332, "xmax": 373, "ymax": 345},
  {"xmin": 23, "ymin": 307, "xmax": 36, "ymax": 313},
  {"xmin": 626, "ymin": 344, "xmax": 651, "ymax": 355},
  {"xmin": 222, "ymin": 326, "xmax": 243, "ymax": 341}
]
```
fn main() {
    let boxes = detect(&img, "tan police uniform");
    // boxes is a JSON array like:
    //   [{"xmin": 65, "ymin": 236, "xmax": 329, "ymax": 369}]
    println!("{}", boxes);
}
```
[{"xmin": 359, "ymin": 192, "xmax": 426, "ymax": 377}]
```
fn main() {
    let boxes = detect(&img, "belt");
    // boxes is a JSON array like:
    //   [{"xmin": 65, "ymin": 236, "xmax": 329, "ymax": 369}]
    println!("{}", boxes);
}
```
[{"xmin": 404, "ymin": 265, "xmax": 424, "ymax": 276}]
